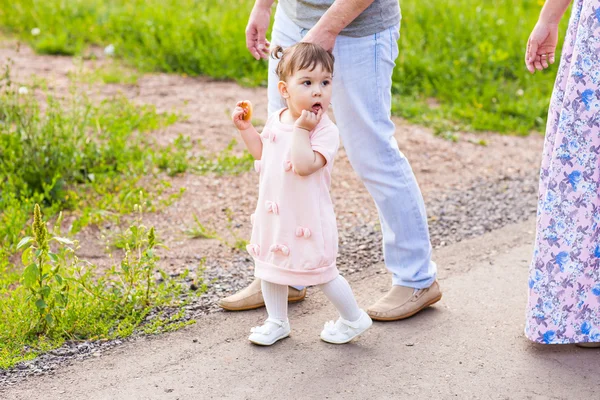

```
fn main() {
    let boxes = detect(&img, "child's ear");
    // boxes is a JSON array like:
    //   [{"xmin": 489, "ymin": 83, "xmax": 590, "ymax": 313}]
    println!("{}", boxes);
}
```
[{"xmin": 278, "ymin": 81, "xmax": 290, "ymax": 99}]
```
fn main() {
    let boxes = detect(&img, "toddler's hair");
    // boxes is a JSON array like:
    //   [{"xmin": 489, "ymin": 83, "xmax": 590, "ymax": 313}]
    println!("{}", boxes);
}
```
[{"xmin": 271, "ymin": 43, "xmax": 334, "ymax": 82}]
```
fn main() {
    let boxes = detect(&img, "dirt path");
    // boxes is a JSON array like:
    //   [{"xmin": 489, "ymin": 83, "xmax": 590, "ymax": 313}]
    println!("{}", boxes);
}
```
[{"xmin": 4, "ymin": 220, "xmax": 598, "ymax": 399}]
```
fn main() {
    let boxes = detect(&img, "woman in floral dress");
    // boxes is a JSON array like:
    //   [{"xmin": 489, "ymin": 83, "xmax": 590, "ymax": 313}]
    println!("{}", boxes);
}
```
[{"xmin": 525, "ymin": 0, "xmax": 600, "ymax": 346}]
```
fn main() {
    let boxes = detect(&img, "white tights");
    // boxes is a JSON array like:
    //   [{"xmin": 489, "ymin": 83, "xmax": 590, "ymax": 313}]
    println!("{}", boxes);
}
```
[{"xmin": 261, "ymin": 275, "xmax": 361, "ymax": 322}]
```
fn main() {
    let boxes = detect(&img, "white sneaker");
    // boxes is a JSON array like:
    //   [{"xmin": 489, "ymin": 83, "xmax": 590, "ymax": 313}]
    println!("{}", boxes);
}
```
[
  {"xmin": 320, "ymin": 309, "xmax": 372, "ymax": 344},
  {"xmin": 248, "ymin": 318, "xmax": 291, "ymax": 346}
]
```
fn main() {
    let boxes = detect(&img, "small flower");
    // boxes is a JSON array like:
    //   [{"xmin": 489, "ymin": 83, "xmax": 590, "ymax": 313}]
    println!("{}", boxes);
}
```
[
  {"xmin": 32, "ymin": 204, "xmax": 49, "ymax": 252},
  {"xmin": 542, "ymin": 330, "xmax": 556, "ymax": 344},
  {"xmin": 31, "ymin": 27, "xmax": 41, "ymax": 36},
  {"xmin": 555, "ymin": 251, "xmax": 569, "ymax": 267},
  {"xmin": 567, "ymin": 170, "xmax": 582, "ymax": 190},
  {"xmin": 516, "ymin": 89, "xmax": 524, "ymax": 97},
  {"xmin": 104, "ymin": 44, "xmax": 115, "ymax": 56},
  {"xmin": 581, "ymin": 321, "xmax": 592, "ymax": 335},
  {"xmin": 581, "ymin": 89, "xmax": 594, "ymax": 110},
  {"xmin": 18, "ymin": 86, "xmax": 28, "ymax": 95}
]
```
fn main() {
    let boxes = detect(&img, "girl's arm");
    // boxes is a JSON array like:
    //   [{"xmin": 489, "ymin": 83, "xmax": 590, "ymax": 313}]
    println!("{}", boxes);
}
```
[
  {"xmin": 231, "ymin": 102, "xmax": 263, "ymax": 159},
  {"xmin": 291, "ymin": 110, "xmax": 326, "ymax": 176}
]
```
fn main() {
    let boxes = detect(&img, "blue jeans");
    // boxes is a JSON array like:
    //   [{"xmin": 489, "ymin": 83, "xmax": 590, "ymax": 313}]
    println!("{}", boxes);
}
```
[{"xmin": 268, "ymin": 6, "xmax": 437, "ymax": 289}]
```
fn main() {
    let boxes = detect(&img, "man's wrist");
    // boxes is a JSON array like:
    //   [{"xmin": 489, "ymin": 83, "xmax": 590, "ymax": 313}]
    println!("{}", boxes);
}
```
[{"xmin": 314, "ymin": 21, "xmax": 341, "ymax": 38}]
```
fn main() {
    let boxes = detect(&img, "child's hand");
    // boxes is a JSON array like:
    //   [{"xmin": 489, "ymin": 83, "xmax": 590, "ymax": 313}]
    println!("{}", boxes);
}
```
[
  {"xmin": 232, "ymin": 100, "xmax": 253, "ymax": 131},
  {"xmin": 295, "ymin": 109, "xmax": 323, "ymax": 132}
]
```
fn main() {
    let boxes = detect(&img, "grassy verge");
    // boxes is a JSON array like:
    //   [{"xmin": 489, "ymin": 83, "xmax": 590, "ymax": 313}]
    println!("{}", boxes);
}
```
[
  {"xmin": 0, "ymin": 62, "xmax": 251, "ymax": 369},
  {"xmin": 0, "ymin": 0, "xmax": 568, "ymax": 134},
  {"xmin": 0, "ymin": 203, "xmax": 201, "ymax": 369}
]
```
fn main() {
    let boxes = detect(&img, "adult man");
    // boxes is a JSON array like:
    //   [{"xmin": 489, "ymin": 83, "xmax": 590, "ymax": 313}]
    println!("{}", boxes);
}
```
[{"xmin": 220, "ymin": 0, "xmax": 441, "ymax": 321}]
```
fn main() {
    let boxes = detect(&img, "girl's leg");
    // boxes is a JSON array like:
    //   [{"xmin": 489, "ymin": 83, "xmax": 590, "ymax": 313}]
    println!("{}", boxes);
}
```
[
  {"xmin": 318, "ymin": 276, "xmax": 372, "ymax": 344},
  {"xmin": 248, "ymin": 281, "xmax": 291, "ymax": 346},
  {"xmin": 261, "ymin": 280, "xmax": 288, "ymax": 321},
  {"xmin": 319, "ymin": 275, "xmax": 361, "ymax": 322}
]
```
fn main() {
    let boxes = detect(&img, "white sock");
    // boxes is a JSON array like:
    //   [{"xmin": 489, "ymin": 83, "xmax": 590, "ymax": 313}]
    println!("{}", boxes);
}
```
[
  {"xmin": 261, "ymin": 280, "xmax": 289, "ymax": 322},
  {"xmin": 319, "ymin": 275, "xmax": 362, "ymax": 322}
]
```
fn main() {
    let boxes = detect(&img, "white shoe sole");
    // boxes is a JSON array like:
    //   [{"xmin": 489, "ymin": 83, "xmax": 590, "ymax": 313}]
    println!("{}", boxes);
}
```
[{"xmin": 249, "ymin": 331, "xmax": 290, "ymax": 346}]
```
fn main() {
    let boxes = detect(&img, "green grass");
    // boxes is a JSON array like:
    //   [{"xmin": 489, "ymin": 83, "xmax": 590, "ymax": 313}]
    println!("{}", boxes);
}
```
[
  {"xmin": 0, "ymin": 204, "xmax": 201, "ymax": 370},
  {"xmin": 185, "ymin": 214, "xmax": 217, "ymax": 239},
  {"xmin": 0, "ymin": 0, "xmax": 567, "ymax": 134},
  {"xmin": 393, "ymin": 0, "xmax": 567, "ymax": 135},
  {"xmin": 0, "ymin": 63, "xmax": 179, "ymax": 254}
]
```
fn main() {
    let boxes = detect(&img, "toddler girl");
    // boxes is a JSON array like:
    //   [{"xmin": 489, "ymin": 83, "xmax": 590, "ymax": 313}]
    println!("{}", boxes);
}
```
[{"xmin": 231, "ymin": 42, "xmax": 372, "ymax": 346}]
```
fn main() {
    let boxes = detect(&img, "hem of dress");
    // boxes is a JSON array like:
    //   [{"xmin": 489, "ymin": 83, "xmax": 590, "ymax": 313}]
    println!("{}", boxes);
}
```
[
  {"xmin": 254, "ymin": 259, "xmax": 339, "ymax": 287},
  {"xmin": 524, "ymin": 328, "xmax": 598, "ymax": 345}
]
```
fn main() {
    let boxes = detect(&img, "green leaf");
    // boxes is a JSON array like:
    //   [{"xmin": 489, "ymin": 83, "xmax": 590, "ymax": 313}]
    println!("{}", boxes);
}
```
[
  {"xmin": 22, "ymin": 263, "xmax": 39, "ymax": 287},
  {"xmin": 21, "ymin": 247, "xmax": 33, "ymax": 266},
  {"xmin": 41, "ymin": 285, "xmax": 51, "ymax": 297},
  {"xmin": 35, "ymin": 298, "xmax": 47, "ymax": 310},
  {"xmin": 55, "ymin": 292, "xmax": 66, "ymax": 307},
  {"xmin": 52, "ymin": 237, "xmax": 74, "ymax": 245},
  {"xmin": 17, "ymin": 237, "xmax": 34, "ymax": 250},
  {"xmin": 48, "ymin": 252, "xmax": 58, "ymax": 262},
  {"xmin": 45, "ymin": 313, "xmax": 54, "ymax": 325},
  {"xmin": 54, "ymin": 274, "xmax": 63, "ymax": 285}
]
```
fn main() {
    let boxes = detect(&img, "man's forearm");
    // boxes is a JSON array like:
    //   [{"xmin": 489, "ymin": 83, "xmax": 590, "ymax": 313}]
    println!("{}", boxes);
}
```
[
  {"xmin": 538, "ymin": 0, "xmax": 572, "ymax": 25},
  {"xmin": 314, "ymin": 0, "xmax": 376, "ymax": 35}
]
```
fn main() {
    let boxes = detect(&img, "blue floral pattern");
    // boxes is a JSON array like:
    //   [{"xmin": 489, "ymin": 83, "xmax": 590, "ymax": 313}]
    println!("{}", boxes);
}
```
[{"xmin": 525, "ymin": 0, "xmax": 600, "ymax": 344}]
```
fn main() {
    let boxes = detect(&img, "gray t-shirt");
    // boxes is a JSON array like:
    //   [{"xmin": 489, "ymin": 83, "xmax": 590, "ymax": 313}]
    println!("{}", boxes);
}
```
[{"xmin": 278, "ymin": 0, "xmax": 400, "ymax": 37}]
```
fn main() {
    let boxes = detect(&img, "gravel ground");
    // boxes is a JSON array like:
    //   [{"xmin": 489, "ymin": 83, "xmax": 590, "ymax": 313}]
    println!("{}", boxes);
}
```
[{"xmin": 0, "ymin": 171, "xmax": 540, "ymax": 389}]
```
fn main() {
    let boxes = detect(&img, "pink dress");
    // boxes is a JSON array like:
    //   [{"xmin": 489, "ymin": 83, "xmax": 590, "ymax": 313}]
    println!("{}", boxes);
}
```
[
  {"xmin": 248, "ymin": 109, "xmax": 340, "ymax": 287},
  {"xmin": 525, "ymin": 0, "xmax": 600, "ymax": 344}
]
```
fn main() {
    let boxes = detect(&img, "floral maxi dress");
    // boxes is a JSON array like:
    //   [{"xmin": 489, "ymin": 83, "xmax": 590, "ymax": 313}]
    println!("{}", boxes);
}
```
[{"xmin": 525, "ymin": 0, "xmax": 600, "ymax": 344}]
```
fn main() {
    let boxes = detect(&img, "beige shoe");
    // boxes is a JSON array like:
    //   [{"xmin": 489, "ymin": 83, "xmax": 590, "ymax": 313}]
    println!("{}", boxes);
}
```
[
  {"xmin": 367, "ymin": 281, "xmax": 442, "ymax": 321},
  {"xmin": 219, "ymin": 278, "xmax": 306, "ymax": 311}
]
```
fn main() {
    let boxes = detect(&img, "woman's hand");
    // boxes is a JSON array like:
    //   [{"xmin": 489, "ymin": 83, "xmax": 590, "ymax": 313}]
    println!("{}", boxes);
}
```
[
  {"xmin": 295, "ymin": 109, "xmax": 323, "ymax": 132},
  {"xmin": 525, "ymin": 22, "xmax": 559, "ymax": 73},
  {"xmin": 246, "ymin": 4, "xmax": 272, "ymax": 60},
  {"xmin": 232, "ymin": 101, "xmax": 253, "ymax": 131}
]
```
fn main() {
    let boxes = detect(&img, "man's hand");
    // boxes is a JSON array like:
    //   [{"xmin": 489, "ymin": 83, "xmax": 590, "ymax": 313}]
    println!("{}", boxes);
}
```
[
  {"xmin": 295, "ymin": 109, "xmax": 323, "ymax": 132},
  {"xmin": 246, "ymin": 4, "xmax": 272, "ymax": 60},
  {"xmin": 301, "ymin": 26, "xmax": 337, "ymax": 53}
]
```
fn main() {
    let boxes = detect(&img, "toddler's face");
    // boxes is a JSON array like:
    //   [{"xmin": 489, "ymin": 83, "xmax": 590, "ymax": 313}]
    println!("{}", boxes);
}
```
[{"xmin": 283, "ymin": 64, "xmax": 332, "ymax": 117}]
